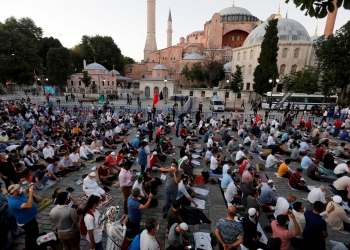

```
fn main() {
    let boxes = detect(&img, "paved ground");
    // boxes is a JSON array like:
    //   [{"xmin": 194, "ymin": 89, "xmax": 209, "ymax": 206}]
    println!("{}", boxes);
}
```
[{"xmin": 5, "ymin": 97, "xmax": 348, "ymax": 250}]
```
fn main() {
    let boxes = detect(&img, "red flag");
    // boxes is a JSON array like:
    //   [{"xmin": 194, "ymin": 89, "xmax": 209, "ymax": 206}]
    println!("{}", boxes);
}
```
[
  {"xmin": 153, "ymin": 91, "xmax": 159, "ymax": 106},
  {"xmin": 253, "ymin": 115, "xmax": 261, "ymax": 126},
  {"xmin": 111, "ymin": 71, "xmax": 115, "ymax": 78}
]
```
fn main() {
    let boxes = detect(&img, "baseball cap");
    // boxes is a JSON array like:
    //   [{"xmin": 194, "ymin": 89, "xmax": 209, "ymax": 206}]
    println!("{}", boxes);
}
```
[
  {"xmin": 248, "ymin": 208, "xmax": 257, "ymax": 216},
  {"xmin": 268, "ymin": 179, "xmax": 274, "ymax": 184},
  {"xmin": 179, "ymin": 223, "xmax": 188, "ymax": 231},
  {"xmin": 90, "ymin": 172, "xmax": 96, "ymax": 177},
  {"xmin": 137, "ymin": 175, "xmax": 144, "ymax": 180},
  {"xmin": 332, "ymin": 195, "xmax": 342, "ymax": 203},
  {"xmin": 110, "ymin": 152, "xmax": 116, "ymax": 156}
]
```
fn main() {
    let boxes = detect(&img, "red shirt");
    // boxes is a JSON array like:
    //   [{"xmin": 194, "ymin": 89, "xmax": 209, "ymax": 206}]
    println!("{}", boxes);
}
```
[
  {"xmin": 115, "ymin": 154, "xmax": 123, "ymax": 164},
  {"xmin": 105, "ymin": 155, "xmax": 116, "ymax": 168},
  {"xmin": 315, "ymin": 148, "xmax": 325, "ymax": 159},
  {"xmin": 156, "ymin": 129, "xmax": 163, "ymax": 135},
  {"xmin": 150, "ymin": 156, "xmax": 157, "ymax": 167},
  {"xmin": 334, "ymin": 120, "xmax": 342, "ymax": 128},
  {"xmin": 98, "ymin": 166, "xmax": 108, "ymax": 181},
  {"xmin": 305, "ymin": 121, "xmax": 312, "ymax": 127},
  {"xmin": 180, "ymin": 128, "xmax": 186, "ymax": 136}
]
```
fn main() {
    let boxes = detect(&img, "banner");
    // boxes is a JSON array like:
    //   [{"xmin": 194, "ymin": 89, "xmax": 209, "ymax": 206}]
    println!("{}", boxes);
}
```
[
  {"xmin": 97, "ymin": 94, "xmax": 104, "ymax": 104},
  {"xmin": 44, "ymin": 86, "xmax": 55, "ymax": 95},
  {"xmin": 273, "ymin": 91, "xmax": 294, "ymax": 110}
]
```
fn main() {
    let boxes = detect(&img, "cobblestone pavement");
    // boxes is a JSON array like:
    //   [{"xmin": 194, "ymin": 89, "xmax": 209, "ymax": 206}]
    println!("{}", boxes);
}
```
[{"xmin": 9, "ymin": 106, "xmax": 349, "ymax": 250}]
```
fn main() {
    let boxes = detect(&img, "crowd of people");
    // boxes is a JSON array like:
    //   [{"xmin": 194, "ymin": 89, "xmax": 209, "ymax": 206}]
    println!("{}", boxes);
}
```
[{"xmin": 1, "ymin": 96, "xmax": 350, "ymax": 250}]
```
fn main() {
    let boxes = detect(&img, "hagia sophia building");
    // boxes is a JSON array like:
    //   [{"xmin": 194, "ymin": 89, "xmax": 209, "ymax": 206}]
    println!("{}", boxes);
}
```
[{"xmin": 69, "ymin": 1, "xmax": 337, "ymax": 102}]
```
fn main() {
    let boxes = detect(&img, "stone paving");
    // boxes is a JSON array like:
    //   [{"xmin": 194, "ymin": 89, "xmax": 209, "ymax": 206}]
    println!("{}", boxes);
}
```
[{"xmin": 8, "ymin": 101, "xmax": 349, "ymax": 250}]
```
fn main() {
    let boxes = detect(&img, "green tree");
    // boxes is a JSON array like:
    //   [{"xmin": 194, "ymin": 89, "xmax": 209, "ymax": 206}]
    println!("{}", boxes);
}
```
[
  {"xmin": 180, "ymin": 63, "xmax": 191, "ymax": 84},
  {"xmin": 285, "ymin": 0, "xmax": 350, "ymax": 18},
  {"xmin": 123, "ymin": 56, "xmax": 135, "ymax": 65},
  {"xmin": 46, "ymin": 47, "xmax": 72, "ymax": 90},
  {"xmin": 282, "ymin": 66, "xmax": 320, "ymax": 94},
  {"xmin": 320, "ymin": 69, "xmax": 337, "ymax": 100},
  {"xmin": 230, "ymin": 65, "xmax": 244, "ymax": 108},
  {"xmin": 190, "ymin": 62, "xmax": 205, "ymax": 86},
  {"xmin": 253, "ymin": 19, "xmax": 279, "ymax": 95},
  {"xmin": 70, "ymin": 44, "xmax": 84, "ymax": 73},
  {"xmin": 203, "ymin": 61, "xmax": 225, "ymax": 87},
  {"xmin": 0, "ymin": 17, "xmax": 42, "ymax": 85},
  {"xmin": 314, "ymin": 21, "xmax": 350, "ymax": 99},
  {"xmin": 80, "ymin": 35, "xmax": 124, "ymax": 74},
  {"xmin": 39, "ymin": 37, "xmax": 62, "ymax": 74},
  {"xmin": 79, "ymin": 70, "xmax": 92, "ymax": 89}
]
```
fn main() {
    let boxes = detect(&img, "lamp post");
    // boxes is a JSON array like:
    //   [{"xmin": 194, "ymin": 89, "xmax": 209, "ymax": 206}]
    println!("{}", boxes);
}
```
[
  {"xmin": 269, "ymin": 75, "xmax": 280, "ymax": 109},
  {"xmin": 164, "ymin": 77, "xmax": 167, "ymax": 104},
  {"xmin": 225, "ymin": 79, "xmax": 229, "ymax": 106}
]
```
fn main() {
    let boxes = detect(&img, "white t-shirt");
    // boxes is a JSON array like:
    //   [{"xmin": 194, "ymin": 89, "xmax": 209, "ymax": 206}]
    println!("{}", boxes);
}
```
[
  {"xmin": 266, "ymin": 154, "xmax": 277, "ymax": 168},
  {"xmin": 274, "ymin": 197, "xmax": 290, "ymax": 218},
  {"xmin": 133, "ymin": 181, "xmax": 145, "ymax": 200},
  {"xmin": 236, "ymin": 150, "xmax": 246, "ymax": 161},
  {"xmin": 84, "ymin": 210, "xmax": 102, "ymax": 243},
  {"xmin": 210, "ymin": 155, "xmax": 219, "ymax": 170},
  {"xmin": 334, "ymin": 163, "xmax": 350, "ymax": 175},
  {"xmin": 225, "ymin": 181, "xmax": 238, "ymax": 203},
  {"xmin": 267, "ymin": 136, "xmax": 275, "ymax": 146},
  {"xmin": 69, "ymin": 152, "xmax": 80, "ymax": 163},
  {"xmin": 140, "ymin": 229, "xmax": 160, "ymax": 250}
]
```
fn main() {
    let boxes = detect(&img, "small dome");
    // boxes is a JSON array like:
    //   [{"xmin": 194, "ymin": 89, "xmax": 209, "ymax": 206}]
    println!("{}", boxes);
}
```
[
  {"xmin": 153, "ymin": 64, "xmax": 168, "ymax": 70},
  {"xmin": 243, "ymin": 18, "xmax": 311, "ymax": 47},
  {"xmin": 84, "ymin": 63, "xmax": 107, "ymax": 71},
  {"xmin": 219, "ymin": 7, "xmax": 252, "ymax": 16},
  {"xmin": 109, "ymin": 69, "xmax": 121, "ymax": 76},
  {"xmin": 224, "ymin": 62, "xmax": 232, "ymax": 72},
  {"xmin": 183, "ymin": 54, "xmax": 205, "ymax": 60}
]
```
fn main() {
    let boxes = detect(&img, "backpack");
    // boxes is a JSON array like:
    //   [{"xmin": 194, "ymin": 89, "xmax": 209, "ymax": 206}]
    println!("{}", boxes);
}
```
[{"xmin": 80, "ymin": 211, "xmax": 94, "ymax": 236}]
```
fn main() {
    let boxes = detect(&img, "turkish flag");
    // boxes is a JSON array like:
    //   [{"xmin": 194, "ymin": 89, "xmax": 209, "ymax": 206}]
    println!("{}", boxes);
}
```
[
  {"xmin": 153, "ymin": 91, "xmax": 159, "ymax": 106},
  {"xmin": 112, "ymin": 71, "xmax": 115, "ymax": 78},
  {"xmin": 253, "ymin": 115, "xmax": 261, "ymax": 126}
]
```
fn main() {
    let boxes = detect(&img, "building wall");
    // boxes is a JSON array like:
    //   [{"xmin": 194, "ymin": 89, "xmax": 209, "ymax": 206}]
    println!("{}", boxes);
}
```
[
  {"xmin": 139, "ymin": 80, "xmax": 177, "ymax": 98},
  {"xmin": 222, "ymin": 30, "xmax": 249, "ymax": 48},
  {"xmin": 124, "ymin": 64, "xmax": 149, "ymax": 79}
]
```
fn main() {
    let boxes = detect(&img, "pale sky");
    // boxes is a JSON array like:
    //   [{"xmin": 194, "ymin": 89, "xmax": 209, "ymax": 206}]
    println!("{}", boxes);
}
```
[{"xmin": 1, "ymin": 0, "xmax": 348, "ymax": 63}]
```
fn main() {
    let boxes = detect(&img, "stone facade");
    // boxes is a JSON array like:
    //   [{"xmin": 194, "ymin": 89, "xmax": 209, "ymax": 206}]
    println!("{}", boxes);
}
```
[{"xmin": 144, "ymin": 0, "xmax": 157, "ymax": 61}]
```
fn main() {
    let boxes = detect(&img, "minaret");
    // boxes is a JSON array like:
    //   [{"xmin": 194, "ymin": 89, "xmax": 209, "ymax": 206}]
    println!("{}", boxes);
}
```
[
  {"xmin": 144, "ymin": 0, "xmax": 157, "ymax": 62},
  {"xmin": 275, "ymin": 4, "xmax": 282, "ymax": 19},
  {"xmin": 167, "ymin": 8, "xmax": 173, "ymax": 48},
  {"xmin": 324, "ymin": 0, "xmax": 338, "ymax": 37}
]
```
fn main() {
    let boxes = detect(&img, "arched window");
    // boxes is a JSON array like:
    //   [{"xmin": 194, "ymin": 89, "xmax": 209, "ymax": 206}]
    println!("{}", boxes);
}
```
[
  {"xmin": 237, "ymin": 53, "xmax": 240, "ymax": 61},
  {"xmin": 291, "ymin": 64, "xmax": 298, "ymax": 72},
  {"xmin": 294, "ymin": 48, "xmax": 300, "ymax": 58},
  {"xmin": 282, "ymin": 48, "xmax": 288, "ymax": 58},
  {"xmin": 280, "ymin": 64, "xmax": 286, "ymax": 75},
  {"xmin": 250, "ymin": 50, "xmax": 254, "ymax": 59},
  {"xmin": 248, "ymin": 65, "xmax": 252, "ymax": 75},
  {"xmin": 243, "ymin": 51, "xmax": 247, "ymax": 60},
  {"xmin": 241, "ymin": 66, "xmax": 245, "ymax": 74}
]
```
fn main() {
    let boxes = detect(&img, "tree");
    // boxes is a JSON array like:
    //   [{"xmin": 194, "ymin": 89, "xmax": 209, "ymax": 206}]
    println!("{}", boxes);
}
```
[
  {"xmin": 190, "ymin": 62, "xmax": 205, "ymax": 86},
  {"xmin": 203, "ymin": 61, "xmax": 225, "ymax": 87},
  {"xmin": 80, "ymin": 35, "xmax": 124, "ymax": 74},
  {"xmin": 230, "ymin": 65, "xmax": 244, "ymax": 108},
  {"xmin": 0, "ymin": 17, "xmax": 42, "ymax": 85},
  {"xmin": 180, "ymin": 63, "xmax": 191, "ymax": 84},
  {"xmin": 253, "ymin": 19, "xmax": 279, "ymax": 95},
  {"xmin": 79, "ymin": 70, "xmax": 92, "ymax": 89},
  {"xmin": 123, "ymin": 56, "xmax": 136, "ymax": 65},
  {"xmin": 70, "ymin": 44, "xmax": 84, "ymax": 73},
  {"xmin": 285, "ymin": 0, "xmax": 350, "ymax": 18},
  {"xmin": 282, "ymin": 66, "xmax": 320, "ymax": 94},
  {"xmin": 314, "ymin": 21, "xmax": 350, "ymax": 99},
  {"xmin": 46, "ymin": 47, "xmax": 72, "ymax": 90},
  {"xmin": 39, "ymin": 37, "xmax": 62, "ymax": 74}
]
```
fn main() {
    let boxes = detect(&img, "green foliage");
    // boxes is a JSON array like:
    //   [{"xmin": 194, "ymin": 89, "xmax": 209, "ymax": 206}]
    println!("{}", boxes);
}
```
[
  {"xmin": 285, "ymin": 0, "xmax": 350, "ymax": 18},
  {"xmin": 81, "ymin": 35, "xmax": 124, "ymax": 74},
  {"xmin": 91, "ymin": 81, "xmax": 97, "ymax": 92},
  {"xmin": 199, "ymin": 84, "xmax": 208, "ymax": 88},
  {"xmin": 253, "ymin": 19, "xmax": 279, "ymax": 95},
  {"xmin": 314, "ymin": 21, "xmax": 350, "ymax": 99},
  {"xmin": 70, "ymin": 45, "xmax": 84, "ymax": 73},
  {"xmin": 123, "ymin": 56, "xmax": 135, "ymax": 65},
  {"xmin": 180, "ymin": 63, "xmax": 191, "ymax": 83},
  {"xmin": 39, "ymin": 37, "xmax": 62, "ymax": 74},
  {"xmin": 190, "ymin": 62, "xmax": 205, "ymax": 83},
  {"xmin": 0, "ymin": 17, "xmax": 42, "ymax": 85},
  {"xmin": 79, "ymin": 71, "xmax": 92, "ymax": 89},
  {"xmin": 46, "ymin": 47, "xmax": 72, "ymax": 90},
  {"xmin": 203, "ymin": 61, "xmax": 225, "ymax": 87},
  {"xmin": 282, "ymin": 66, "xmax": 320, "ymax": 94},
  {"xmin": 230, "ymin": 65, "xmax": 243, "ymax": 93}
]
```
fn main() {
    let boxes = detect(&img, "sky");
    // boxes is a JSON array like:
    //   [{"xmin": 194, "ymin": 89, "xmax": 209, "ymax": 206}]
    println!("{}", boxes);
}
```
[{"xmin": 1, "ymin": 0, "xmax": 349, "ymax": 63}]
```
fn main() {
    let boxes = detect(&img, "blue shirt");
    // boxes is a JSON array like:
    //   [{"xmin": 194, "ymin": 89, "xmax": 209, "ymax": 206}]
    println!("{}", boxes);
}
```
[
  {"xmin": 215, "ymin": 218, "xmax": 243, "ymax": 244},
  {"xmin": 138, "ymin": 147, "xmax": 147, "ymax": 166},
  {"xmin": 221, "ymin": 173, "xmax": 233, "ymax": 189},
  {"xmin": 303, "ymin": 209, "xmax": 327, "ymax": 246},
  {"xmin": 260, "ymin": 133, "xmax": 267, "ymax": 141},
  {"xmin": 293, "ymin": 130, "xmax": 299, "ymax": 137},
  {"xmin": 131, "ymin": 138, "xmax": 140, "ymax": 149},
  {"xmin": 259, "ymin": 183, "xmax": 277, "ymax": 204},
  {"xmin": 340, "ymin": 132, "xmax": 349, "ymax": 140},
  {"xmin": 301, "ymin": 156, "xmax": 313, "ymax": 168},
  {"xmin": 281, "ymin": 133, "xmax": 288, "ymax": 142},
  {"xmin": 127, "ymin": 196, "xmax": 142, "ymax": 222},
  {"xmin": 8, "ymin": 194, "xmax": 38, "ymax": 224}
]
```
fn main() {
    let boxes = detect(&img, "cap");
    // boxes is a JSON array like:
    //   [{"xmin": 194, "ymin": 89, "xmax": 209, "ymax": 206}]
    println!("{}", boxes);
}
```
[
  {"xmin": 183, "ymin": 156, "xmax": 188, "ymax": 161},
  {"xmin": 186, "ymin": 136, "xmax": 192, "ymax": 139},
  {"xmin": 110, "ymin": 152, "xmax": 115, "ymax": 156},
  {"xmin": 143, "ymin": 139, "xmax": 148, "ymax": 142},
  {"xmin": 153, "ymin": 151, "xmax": 157, "ymax": 156},
  {"xmin": 239, "ymin": 144, "xmax": 242, "ymax": 147},
  {"xmin": 268, "ymin": 179, "xmax": 274, "ymax": 184},
  {"xmin": 333, "ymin": 195, "xmax": 342, "ymax": 203},
  {"xmin": 90, "ymin": 172, "xmax": 96, "ymax": 177},
  {"xmin": 179, "ymin": 223, "xmax": 188, "ymax": 231},
  {"xmin": 137, "ymin": 175, "xmax": 144, "ymax": 180},
  {"xmin": 248, "ymin": 208, "xmax": 257, "ymax": 216},
  {"xmin": 317, "ymin": 126, "xmax": 321, "ymax": 128}
]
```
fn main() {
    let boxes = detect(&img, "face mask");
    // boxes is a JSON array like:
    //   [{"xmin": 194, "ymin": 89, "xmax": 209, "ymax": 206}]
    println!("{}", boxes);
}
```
[
  {"xmin": 285, "ymin": 220, "xmax": 290, "ymax": 225},
  {"xmin": 19, "ymin": 187, "xmax": 23, "ymax": 194},
  {"xmin": 171, "ymin": 166, "xmax": 175, "ymax": 170},
  {"xmin": 22, "ymin": 181, "xmax": 27, "ymax": 185},
  {"xmin": 155, "ymin": 224, "xmax": 159, "ymax": 232},
  {"xmin": 5, "ymin": 155, "xmax": 8, "ymax": 159}
]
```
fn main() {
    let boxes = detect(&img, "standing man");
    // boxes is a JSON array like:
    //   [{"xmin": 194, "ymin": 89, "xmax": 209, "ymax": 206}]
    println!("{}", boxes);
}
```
[
  {"xmin": 0, "ymin": 152, "xmax": 18, "ymax": 189},
  {"xmin": 215, "ymin": 206, "xmax": 243, "ymax": 250},
  {"xmin": 50, "ymin": 192, "xmax": 80, "ymax": 250},
  {"xmin": 241, "ymin": 100, "xmax": 245, "ymax": 110},
  {"xmin": 119, "ymin": 161, "xmax": 136, "ymax": 214},
  {"xmin": 8, "ymin": 183, "xmax": 39, "ymax": 250},
  {"xmin": 198, "ymin": 102, "xmax": 203, "ymax": 114},
  {"xmin": 140, "ymin": 218, "xmax": 162, "ymax": 250}
]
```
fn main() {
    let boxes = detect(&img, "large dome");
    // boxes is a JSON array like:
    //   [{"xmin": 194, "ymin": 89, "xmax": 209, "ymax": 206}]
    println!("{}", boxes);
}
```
[
  {"xmin": 153, "ymin": 64, "xmax": 168, "ymax": 70},
  {"xmin": 243, "ymin": 18, "xmax": 311, "ymax": 47},
  {"xmin": 183, "ymin": 54, "xmax": 205, "ymax": 60},
  {"xmin": 85, "ymin": 63, "xmax": 107, "ymax": 71},
  {"xmin": 219, "ymin": 6, "xmax": 252, "ymax": 16}
]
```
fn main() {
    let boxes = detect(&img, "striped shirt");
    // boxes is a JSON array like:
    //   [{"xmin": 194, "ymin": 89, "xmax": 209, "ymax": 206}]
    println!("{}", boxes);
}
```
[{"xmin": 289, "ymin": 172, "xmax": 302, "ymax": 188}]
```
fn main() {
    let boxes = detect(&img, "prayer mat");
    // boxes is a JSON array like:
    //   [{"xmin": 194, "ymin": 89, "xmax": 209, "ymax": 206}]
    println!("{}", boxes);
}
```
[
  {"xmin": 65, "ymin": 167, "xmax": 85, "ymax": 177},
  {"xmin": 85, "ymin": 158, "xmax": 97, "ymax": 163},
  {"xmin": 38, "ymin": 180, "xmax": 57, "ymax": 191},
  {"xmin": 329, "ymin": 170, "xmax": 339, "ymax": 179},
  {"xmin": 254, "ymin": 172, "xmax": 269, "ymax": 182},
  {"xmin": 79, "ymin": 193, "xmax": 116, "ymax": 209},
  {"xmin": 37, "ymin": 197, "xmax": 54, "ymax": 212}
]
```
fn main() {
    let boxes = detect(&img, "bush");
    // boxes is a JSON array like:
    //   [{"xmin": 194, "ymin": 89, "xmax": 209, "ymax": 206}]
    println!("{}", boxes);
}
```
[{"xmin": 337, "ymin": 99, "xmax": 350, "ymax": 106}]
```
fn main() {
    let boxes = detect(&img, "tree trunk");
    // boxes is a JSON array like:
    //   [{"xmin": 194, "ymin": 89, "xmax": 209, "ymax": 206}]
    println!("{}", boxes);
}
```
[
  {"xmin": 341, "ymin": 82, "xmax": 348, "ymax": 99},
  {"xmin": 234, "ymin": 93, "xmax": 236, "ymax": 108}
]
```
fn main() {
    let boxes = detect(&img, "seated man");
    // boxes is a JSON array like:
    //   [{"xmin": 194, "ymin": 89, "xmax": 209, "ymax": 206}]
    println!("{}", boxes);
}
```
[
  {"xmin": 47, "ymin": 158, "xmax": 67, "ymax": 179},
  {"xmin": 266, "ymin": 150, "xmax": 282, "ymax": 168},
  {"xmin": 90, "ymin": 138, "xmax": 103, "ymax": 153},
  {"xmin": 69, "ymin": 146, "xmax": 84, "ymax": 169},
  {"xmin": 334, "ymin": 161, "xmax": 350, "ymax": 178},
  {"xmin": 334, "ymin": 143, "xmax": 349, "ymax": 159},
  {"xmin": 307, "ymin": 160, "xmax": 326, "ymax": 181},
  {"xmin": 210, "ymin": 151, "xmax": 224, "ymax": 174},
  {"xmin": 60, "ymin": 154, "xmax": 80, "ymax": 172},
  {"xmin": 274, "ymin": 194, "xmax": 297, "ymax": 218},
  {"xmin": 289, "ymin": 168, "xmax": 309, "ymax": 191},
  {"xmin": 220, "ymin": 169, "xmax": 234, "ymax": 190},
  {"xmin": 19, "ymin": 175, "xmax": 43, "ymax": 203},
  {"xmin": 42, "ymin": 142, "xmax": 55, "ymax": 163},
  {"xmin": 80, "ymin": 142, "xmax": 94, "ymax": 160},
  {"xmin": 83, "ymin": 172, "xmax": 106, "ymax": 199},
  {"xmin": 98, "ymin": 162, "xmax": 118, "ymax": 187},
  {"xmin": 32, "ymin": 165, "xmax": 58, "ymax": 190},
  {"xmin": 290, "ymin": 144, "xmax": 301, "ymax": 163},
  {"xmin": 168, "ymin": 223, "xmax": 191, "ymax": 249},
  {"xmin": 325, "ymin": 195, "xmax": 350, "ymax": 233},
  {"xmin": 333, "ymin": 176, "xmax": 350, "ymax": 197},
  {"xmin": 301, "ymin": 151, "xmax": 313, "ymax": 169},
  {"xmin": 23, "ymin": 151, "xmax": 43, "ymax": 171},
  {"xmin": 176, "ymin": 176, "xmax": 198, "ymax": 207},
  {"xmin": 277, "ymin": 159, "xmax": 292, "ymax": 179},
  {"xmin": 259, "ymin": 180, "xmax": 277, "ymax": 206},
  {"xmin": 307, "ymin": 184, "xmax": 332, "ymax": 204},
  {"xmin": 225, "ymin": 178, "xmax": 242, "ymax": 205}
]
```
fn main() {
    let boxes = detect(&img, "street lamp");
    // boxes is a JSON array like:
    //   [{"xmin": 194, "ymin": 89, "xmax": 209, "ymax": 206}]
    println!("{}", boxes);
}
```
[
  {"xmin": 164, "ymin": 77, "xmax": 167, "ymax": 103},
  {"xmin": 269, "ymin": 75, "xmax": 280, "ymax": 109},
  {"xmin": 225, "ymin": 79, "xmax": 229, "ymax": 106}
]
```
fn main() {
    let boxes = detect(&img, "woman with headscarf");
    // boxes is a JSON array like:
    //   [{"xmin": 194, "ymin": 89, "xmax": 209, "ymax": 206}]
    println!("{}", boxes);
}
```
[{"xmin": 102, "ymin": 206, "xmax": 128, "ymax": 250}]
